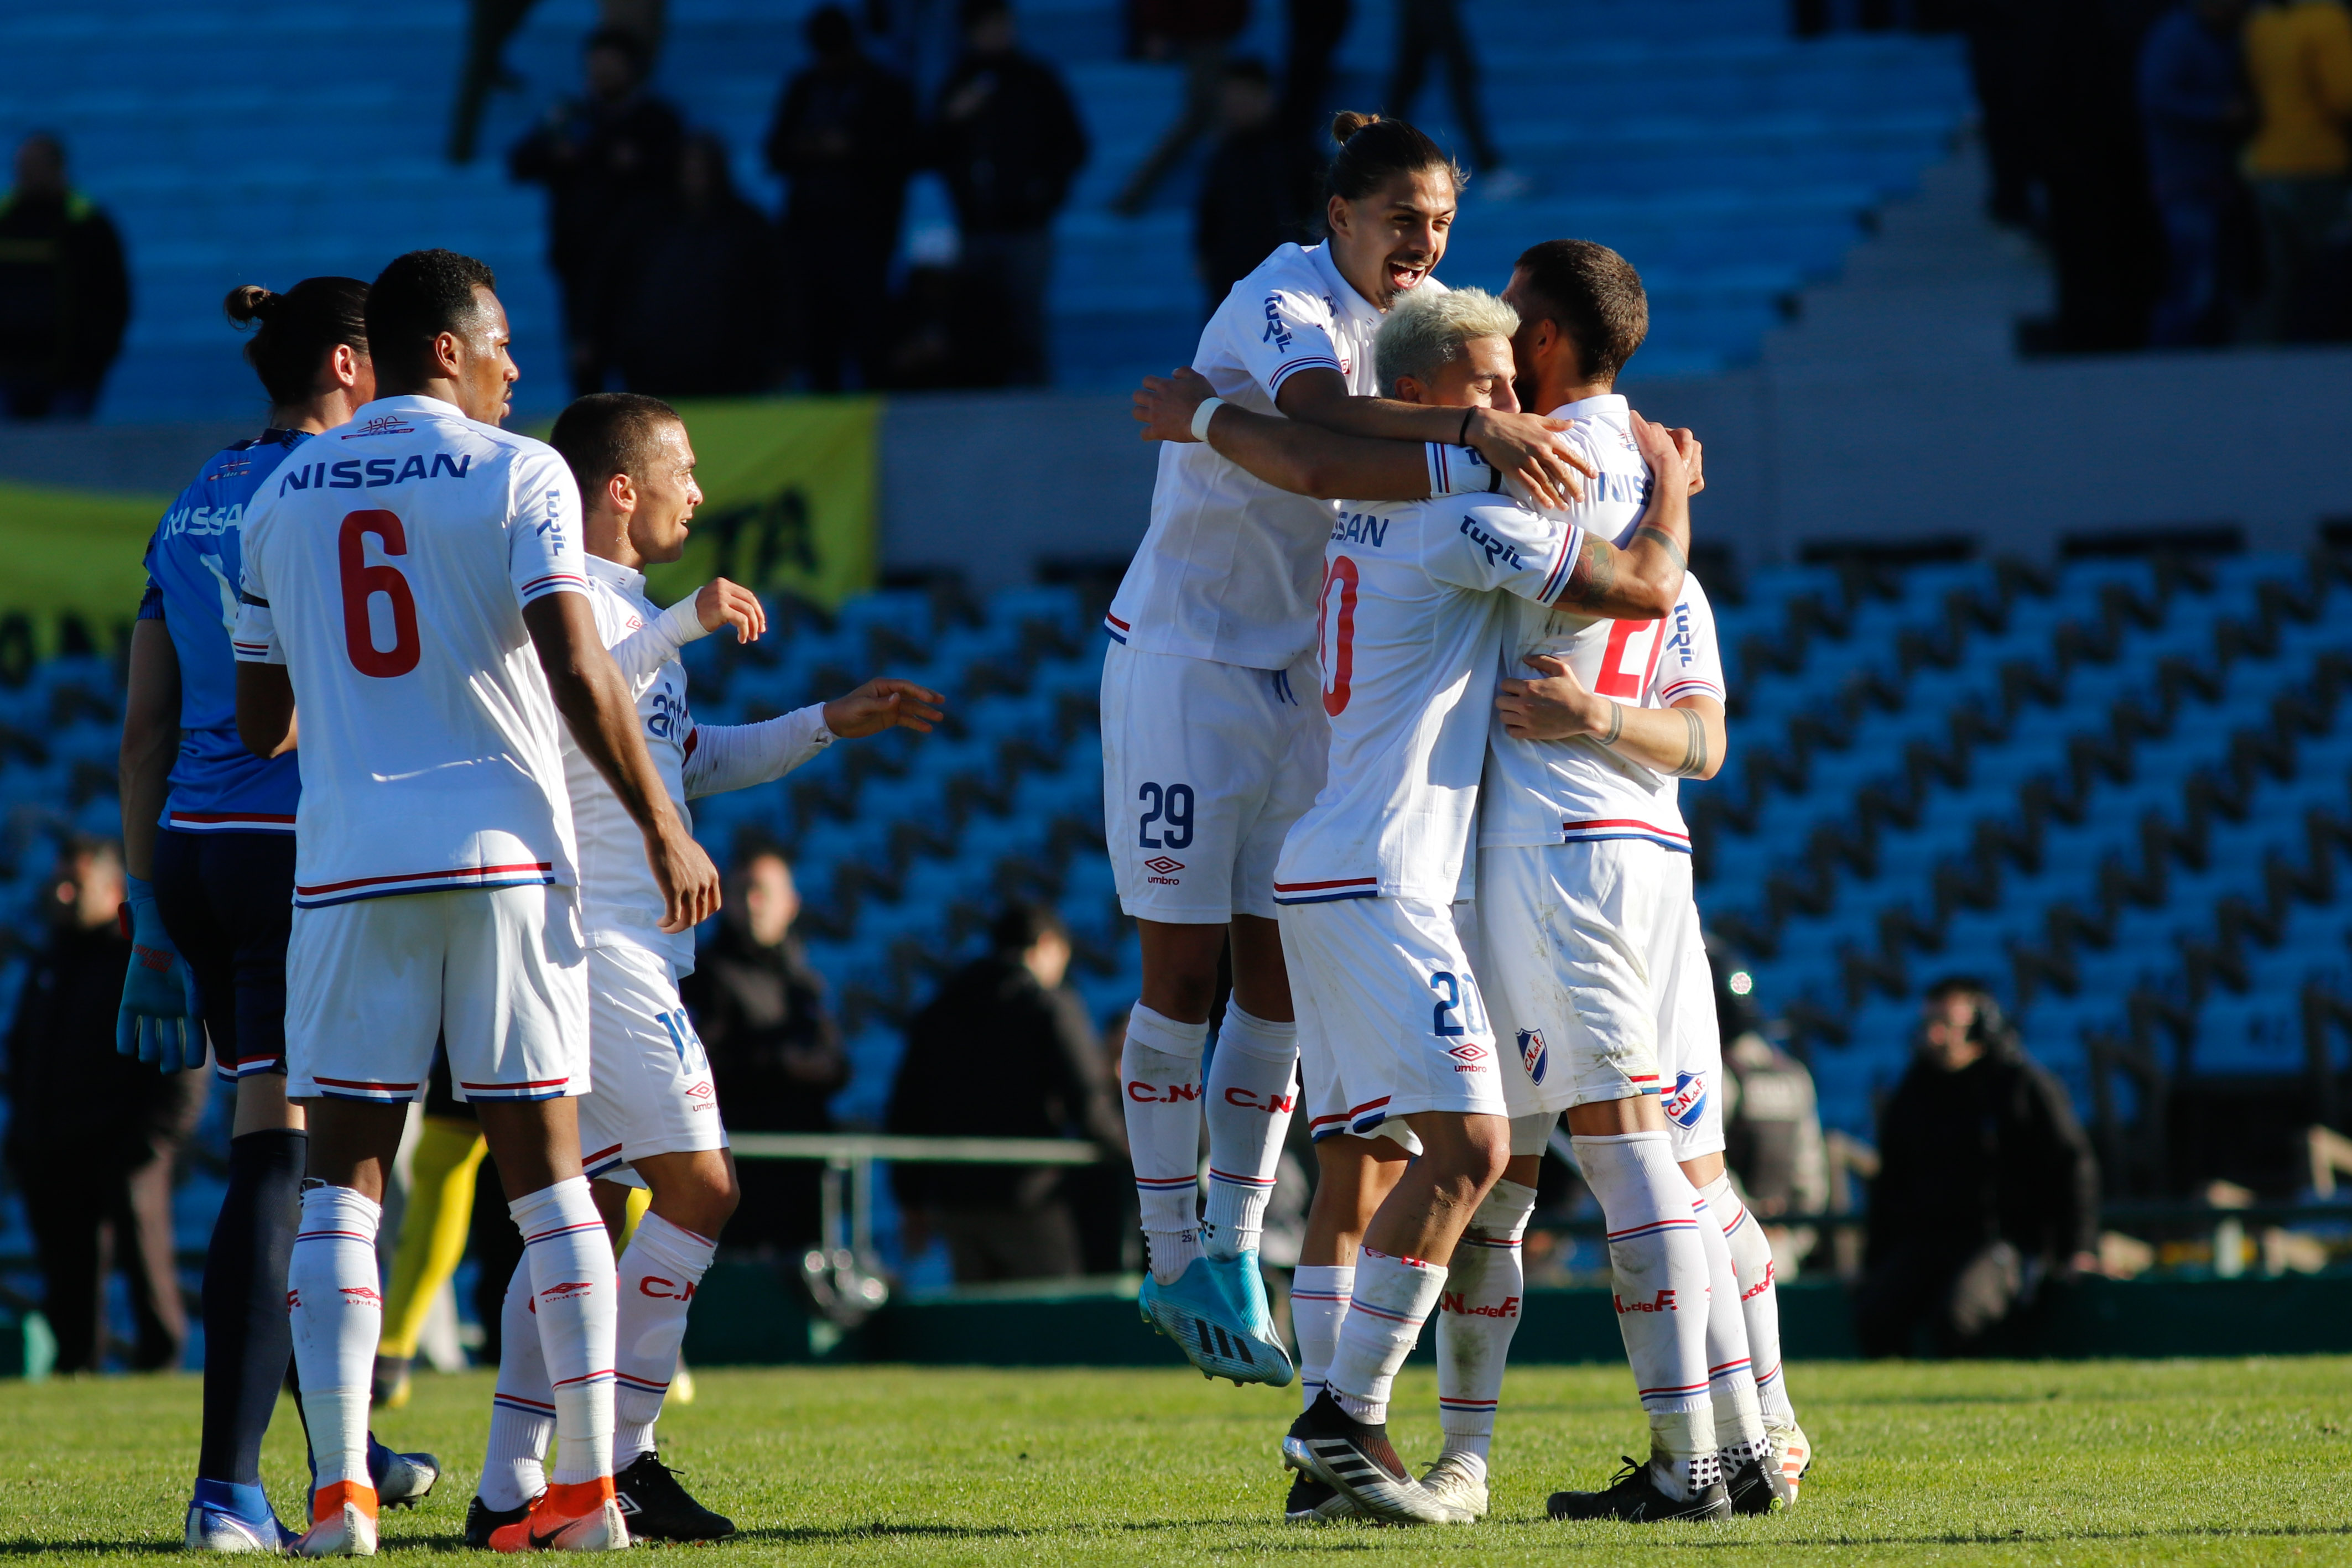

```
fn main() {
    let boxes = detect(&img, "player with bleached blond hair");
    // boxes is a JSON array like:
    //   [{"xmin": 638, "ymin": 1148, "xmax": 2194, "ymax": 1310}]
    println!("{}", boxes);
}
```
[{"xmin": 1136, "ymin": 283, "xmax": 1693, "ymax": 1524}]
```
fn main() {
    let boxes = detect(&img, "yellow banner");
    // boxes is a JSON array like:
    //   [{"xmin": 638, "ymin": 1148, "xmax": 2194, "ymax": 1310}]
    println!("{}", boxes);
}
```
[
  {"xmin": 642, "ymin": 395, "xmax": 882, "ymax": 611},
  {"xmin": 0, "ymin": 394, "xmax": 881, "ymax": 653},
  {"xmin": 0, "ymin": 478, "xmax": 171, "ymax": 651}
]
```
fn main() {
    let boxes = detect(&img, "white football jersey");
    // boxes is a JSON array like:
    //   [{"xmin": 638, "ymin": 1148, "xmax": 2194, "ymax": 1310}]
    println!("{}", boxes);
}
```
[
  {"xmin": 234, "ymin": 395, "xmax": 586, "ymax": 907},
  {"xmin": 1480, "ymin": 571, "xmax": 1726, "ymax": 854},
  {"xmin": 565, "ymin": 556, "xmax": 697, "ymax": 970},
  {"xmin": 1107, "ymin": 243, "xmax": 1446, "ymax": 671},
  {"xmin": 1273, "ymin": 492, "xmax": 1583, "ymax": 906}
]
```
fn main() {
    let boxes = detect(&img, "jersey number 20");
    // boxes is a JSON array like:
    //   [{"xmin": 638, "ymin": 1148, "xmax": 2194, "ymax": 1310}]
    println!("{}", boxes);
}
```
[
  {"xmin": 1317, "ymin": 555, "xmax": 1359, "ymax": 717},
  {"xmin": 340, "ymin": 509, "xmax": 420, "ymax": 678}
]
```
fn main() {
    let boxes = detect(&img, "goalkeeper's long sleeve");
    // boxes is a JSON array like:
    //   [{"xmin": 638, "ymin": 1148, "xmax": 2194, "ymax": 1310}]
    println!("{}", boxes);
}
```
[{"xmin": 682, "ymin": 704, "xmax": 834, "ymax": 799}]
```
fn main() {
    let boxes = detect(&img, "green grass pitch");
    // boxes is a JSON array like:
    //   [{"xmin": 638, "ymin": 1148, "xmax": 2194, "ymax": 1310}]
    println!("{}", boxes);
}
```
[{"xmin": 5, "ymin": 1358, "xmax": 2350, "ymax": 1565}]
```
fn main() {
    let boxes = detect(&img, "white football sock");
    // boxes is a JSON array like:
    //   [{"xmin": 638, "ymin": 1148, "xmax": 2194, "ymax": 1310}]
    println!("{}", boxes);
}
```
[
  {"xmin": 1122, "ymin": 1003, "xmax": 1208, "ymax": 1284},
  {"xmin": 480, "ymin": 1258, "xmax": 553, "ymax": 1511},
  {"xmin": 612, "ymin": 1213, "xmax": 716, "ymax": 1466},
  {"xmin": 1325, "ymin": 1247, "xmax": 1446, "ymax": 1427},
  {"xmin": 288, "ymin": 1184, "xmax": 382, "ymax": 1495},
  {"xmin": 511, "ymin": 1178, "xmax": 618, "ymax": 1487},
  {"xmin": 1574, "ymin": 1132, "xmax": 1718, "ymax": 1500},
  {"xmin": 1291, "ymin": 1263, "xmax": 1352, "ymax": 1413},
  {"xmin": 1200, "ymin": 1003, "xmax": 1298, "ymax": 1260},
  {"xmin": 1692, "ymin": 1189, "xmax": 1766, "ymax": 1465},
  {"xmin": 1437, "ymin": 1179, "xmax": 1536, "ymax": 1462},
  {"xmin": 1703, "ymin": 1173, "xmax": 1795, "ymax": 1429}
]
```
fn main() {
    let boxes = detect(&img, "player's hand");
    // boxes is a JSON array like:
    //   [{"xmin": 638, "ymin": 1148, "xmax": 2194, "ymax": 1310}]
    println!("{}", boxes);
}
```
[
  {"xmin": 1627, "ymin": 411, "xmax": 1689, "ymax": 492},
  {"xmin": 1496, "ymin": 653, "xmax": 1609, "ymax": 742},
  {"xmin": 1667, "ymin": 424, "xmax": 1704, "ymax": 495},
  {"xmin": 694, "ymin": 578, "xmax": 767, "ymax": 645},
  {"xmin": 1134, "ymin": 366, "xmax": 1217, "ymax": 442},
  {"xmin": 647, "ymin": 815, "xmax": 722, "ymax": 935},
  {"xmin": 116, "ymin": 875, "xmax": 204, "ymax": 1074},
  {"xmin": 824, "ymin": 676, "xmax": 945, "ymax": 738},
  {"xmin": 1463, "ymin": 408, "xmax": 1593, "ymax": 510}
]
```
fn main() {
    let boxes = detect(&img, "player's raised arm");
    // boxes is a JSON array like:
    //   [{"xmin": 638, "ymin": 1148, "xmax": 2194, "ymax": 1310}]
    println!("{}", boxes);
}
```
[
  {"xmin": 1552, "ymin": 411, "xmax": 1690, "ymax": 620},
  {"xmin": 1274, "ymin": 366, "xmax": 1591, "ymax": 508},
  {"xmin": 680, "ymin": 675, "xmax": 944, "ymax": 800},
  {"xmin": 1136, "ymin": 364, "xmax": 1488, "ymax": 502},
  {"xmin": 525, "ymin": 592, "xmax": 719, "ymax": 933}
]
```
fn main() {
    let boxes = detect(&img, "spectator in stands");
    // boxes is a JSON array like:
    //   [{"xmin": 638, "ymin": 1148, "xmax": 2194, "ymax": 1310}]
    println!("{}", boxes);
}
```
[
  {"xmin": 1194, "ymin": 59, "xmax": 1318, "ymax": 314},
  {"xmin": 451, "ymin": 0, "xmax": 668, "ymax": 161},
  {"xmin": 681, "ymin": 847, "xmax": 847, "ymax": 1256},
  {"xmin": 4, "ymin": 837, "xmax": 204, "ymax": 1371},
  {"xmin": 2241, "ymin": 0, "xmax": 2352, "ymax": 340},
  {"xmin": 508, "ymin": 27, "xmax": 685, "ymax": 395},
  {"xmin": 887, "ymin": 901, "xmax": 1127, "ymax": 1283},
  {"xmin": 606, "ymin": 132, "xmax": 784, "ymax": 395},
  {"xmin": 1111, "ymin": 0, "xmax": 1251, "ymax": 216},
  {"xmin": 1714, "ymin": 952, "xmax": 1828, "ymax": 1226},
  {"xmin": 2140, "ymin": 0, "xmax": 2259, "ymax": 345},
  {"xmin": 0, "ymin": 134, "xmax": 129, "ymax": 421},
  {"xmin": 1855, "ymin": 978, "xmax": 2101, "ymax": 1358},
  {"xmin": 1385, "ymin": 0, "xmax": 1525, "ymax": 199},
  {"xmin": 1279, "ymin": 0, "xmax": 1351, "ymax": 138},
  {"xmin": 764, "ymin": 5, "xmax": 919, "ymax": 390},
  {"xmin": 929, "ymin": 0, "xmax": 1089, "ymax": 386}
]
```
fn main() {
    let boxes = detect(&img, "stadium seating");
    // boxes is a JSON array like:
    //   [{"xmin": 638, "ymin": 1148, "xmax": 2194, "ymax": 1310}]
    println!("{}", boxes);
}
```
[
  {"xmin": 10, "ymin": 0, "xmax": 1970, "ymax": 419},
  {"xmin": 1697, "ymin": 549, "xmax": 2352, "ymax": 1143}
]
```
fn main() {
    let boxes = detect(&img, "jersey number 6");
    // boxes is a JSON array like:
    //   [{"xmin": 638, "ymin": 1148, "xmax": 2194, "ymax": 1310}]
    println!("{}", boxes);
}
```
[{"xmin": 339, "ymin": 509, "xmax": 420, "ymax": 679}]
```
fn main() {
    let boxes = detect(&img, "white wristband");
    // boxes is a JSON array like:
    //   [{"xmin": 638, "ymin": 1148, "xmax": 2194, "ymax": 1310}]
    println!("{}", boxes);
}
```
[{"xmin": 1190, "ymin": 396, "xmax": 1226, "ymax": 442}]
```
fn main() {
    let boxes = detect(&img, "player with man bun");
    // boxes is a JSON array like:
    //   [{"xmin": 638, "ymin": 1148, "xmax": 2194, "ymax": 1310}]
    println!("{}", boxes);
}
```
[
  {"xmin": 1107, "ymin": 111, "xmax": 1594, "ymax": 1384},
  {"xmin": 462, "ymin": 392, "xmax": 943, "ymax": 1545},
  {"xmin": 118, "ymin": 278, "xmax": 438, "ymax": 1551},
  {"xmin": 1134, "ymin": 280, "xmax": 1695, "ymax": 1523}
]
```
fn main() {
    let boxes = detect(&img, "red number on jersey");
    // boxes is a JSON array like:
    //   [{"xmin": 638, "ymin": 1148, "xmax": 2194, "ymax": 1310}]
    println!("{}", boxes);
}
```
[
  {"xmin": 339, "ymin": 509, "xmax": 420, "ymax": 678},
  {"xmin": 1593, "ymin": 617, "xmax": 1662, "ymax": 699},
  {"xmin": 1318, "ymin": 555, "xmax": 1360, "ymax": 716}
]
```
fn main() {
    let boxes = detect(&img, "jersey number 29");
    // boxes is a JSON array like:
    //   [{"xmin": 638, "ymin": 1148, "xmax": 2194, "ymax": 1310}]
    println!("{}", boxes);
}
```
[{"xmin": 339, "ymin": 509, "xmax": 420, "ymax": 679}]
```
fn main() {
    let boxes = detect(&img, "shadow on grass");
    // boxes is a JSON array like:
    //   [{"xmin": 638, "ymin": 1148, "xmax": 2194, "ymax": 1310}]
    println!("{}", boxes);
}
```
[
  {"xmin": 1676, "ymin": 1523, "xmax": 2352, "ymax": 1549},
  {"xmin": 0, "ymin": 1541, "xmax": 200, "ymax": 1556}
]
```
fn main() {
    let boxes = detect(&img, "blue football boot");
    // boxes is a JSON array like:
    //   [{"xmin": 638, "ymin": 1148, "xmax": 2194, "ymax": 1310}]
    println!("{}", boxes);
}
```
[
  {"xmin": 184, "ymin": 1478, "xmax": 299, "ymax": 1553},
  {"xmin": 1138, "ymin": 1249, "xmax": 1294, "ymax": 1386}
]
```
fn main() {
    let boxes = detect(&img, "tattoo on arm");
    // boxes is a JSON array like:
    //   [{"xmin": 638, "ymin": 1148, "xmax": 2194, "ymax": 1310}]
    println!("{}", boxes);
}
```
[
  {"xmin": 1674, "ymin": 707, "xmax": 1708, "ymax": 776},
  {"xmin": 1633, "ymin": 524, "xmax": 1688, "ymax": 574},
  {"xmin": 1600, "ymin": 700, "xmax": 1624, "ymax": 747},
  {"xmin": 1566, "ymin": 539, "xmax": 1617, "ymax": 607}
]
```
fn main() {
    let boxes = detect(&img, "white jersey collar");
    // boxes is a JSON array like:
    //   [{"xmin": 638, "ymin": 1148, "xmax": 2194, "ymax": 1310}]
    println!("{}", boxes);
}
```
[
  {"xmin": 352, "ymin": 393, "xmax": 467, "ymax": 423},
  {"xmin": 1545, "ymin": 392, "xmax": 1629, "ymax": 424},
  {"xmin": 584, "ymin": 553, "xmax": 646, "ymax": 597},
  {"xmin": 1306, "ymin": 243, "xmax": 1383, "ymax": 328}
]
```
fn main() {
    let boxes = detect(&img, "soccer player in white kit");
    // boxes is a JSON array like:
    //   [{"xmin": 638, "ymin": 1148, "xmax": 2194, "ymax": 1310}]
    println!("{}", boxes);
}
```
[
  {"xmin": 1136, "ymin": 289, "xmax": 1697, "ymax": 1525},
  {"xmin": 1466, "ymin": 238, "xmax": 1779, "ymax": 1523},
  {"xmin": 1497, "ymin": 571, "xmax": 1812, "ymax": 1507},
  {"xmin": 1107, "ymin": 111, "xmax": 1593, "ymax": 1384},
  {"xmin": 464, "ymin": 393, "xmax": 944, "ymax": 1545},
  {"xmin": 233, "ymin": 251, "xmax": 720, "ymax": 1557}
]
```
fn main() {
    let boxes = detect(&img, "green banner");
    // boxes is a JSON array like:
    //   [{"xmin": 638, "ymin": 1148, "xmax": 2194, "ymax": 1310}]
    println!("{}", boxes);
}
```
[
  {"xmin": 0, "ymin": 478, "xmax": 171, "ymax": 651},
  {"xmin": 642, "ymin": 395, "xmax": 882, "ymax": 611}
]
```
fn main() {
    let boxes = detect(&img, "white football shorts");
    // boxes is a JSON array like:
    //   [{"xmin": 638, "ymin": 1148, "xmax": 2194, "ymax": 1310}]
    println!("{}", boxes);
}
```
[
  {"xmin": 286, "ymin": 884, "xmax": 588, "ymax": 1105},
  {"xmin": 577, "ymin": 940, "xmax": 730, "ymax": 1186},
  {"xmin": 1656, "ymin": 909, "xmax": 1725, "ymax": 1163},
  {"xmin": 1285, "ymin": 894, "xmax": 1506, "ymax": 1144},
  {"xmin": 1480, "ymin": 838, "xmax": 1704, "ymax": 1120},
  {"xmin": 1101, "ymin": 640, "xmax": 1325, "ymax": 923}
]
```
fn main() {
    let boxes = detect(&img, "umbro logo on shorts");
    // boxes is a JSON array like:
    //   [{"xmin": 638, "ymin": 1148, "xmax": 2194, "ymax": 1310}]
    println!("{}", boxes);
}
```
[
  {"xmin": 1144, "ymin": 856, "xmax": 1184, "ymax": 876},
  {"xmin": 1446, "ymin": 1042, "xmax": 1489, "ymax": 1072}
]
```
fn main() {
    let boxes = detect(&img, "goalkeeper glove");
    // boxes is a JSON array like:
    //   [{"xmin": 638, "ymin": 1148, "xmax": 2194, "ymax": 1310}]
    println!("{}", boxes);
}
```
[{"xmin": 116, "ymin": 873, "xmax": 204, "ymax": 1074}]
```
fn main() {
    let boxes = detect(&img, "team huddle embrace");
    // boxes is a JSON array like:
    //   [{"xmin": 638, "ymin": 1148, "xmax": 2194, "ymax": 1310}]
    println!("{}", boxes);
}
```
[
  {"xmin": 1107, "ymin": 112, "xmax": 1809, "ymax": 1524},
  {"xmin": 124, "ymin": 254, "xmax": 939, "ymax": 1553}
]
